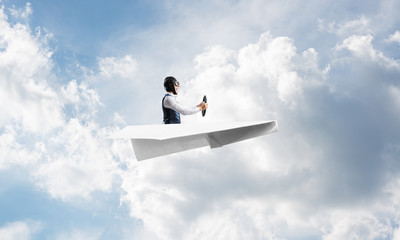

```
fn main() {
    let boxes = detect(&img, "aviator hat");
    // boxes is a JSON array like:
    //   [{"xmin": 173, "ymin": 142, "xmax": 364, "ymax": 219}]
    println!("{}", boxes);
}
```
[{"xmin": 164, "ymin": 76, "xmax": 180, "ymax": 95}]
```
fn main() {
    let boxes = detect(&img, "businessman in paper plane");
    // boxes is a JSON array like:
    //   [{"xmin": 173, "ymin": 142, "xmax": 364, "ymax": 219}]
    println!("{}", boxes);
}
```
[
  {"xmin": 112, "ymin": 120, "xmax": 279, "ymax": 161},
  {"xmin": 162, "ymin": 76, "xmax": 208, "ymax": 124},
  {"xmin": 111, "ymin": 76, "xmax": 278, "ymax": 160}
]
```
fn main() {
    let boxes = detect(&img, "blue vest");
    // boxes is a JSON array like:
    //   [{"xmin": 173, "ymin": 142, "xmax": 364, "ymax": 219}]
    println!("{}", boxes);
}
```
[{"xmin": 162, "ymin": 94, "xmax": 181, "ymax": 124}]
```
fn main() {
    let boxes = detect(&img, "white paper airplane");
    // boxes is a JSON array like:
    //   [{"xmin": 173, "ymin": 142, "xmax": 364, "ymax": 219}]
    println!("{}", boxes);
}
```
[{"xmin": 111, "ymin": 120, "xmax": 278, "ymax": 161}]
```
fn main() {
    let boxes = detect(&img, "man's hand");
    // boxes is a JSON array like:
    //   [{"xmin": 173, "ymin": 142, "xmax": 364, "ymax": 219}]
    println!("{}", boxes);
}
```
[{"xmin": 197, "ymin": 101, "xmax": 208, "ymax": 111}]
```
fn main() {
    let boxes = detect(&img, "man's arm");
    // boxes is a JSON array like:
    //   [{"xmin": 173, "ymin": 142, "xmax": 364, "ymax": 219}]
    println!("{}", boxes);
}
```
[{"xmin": 164, "ymin": 96, "xmax": 200, "ymax": 115}]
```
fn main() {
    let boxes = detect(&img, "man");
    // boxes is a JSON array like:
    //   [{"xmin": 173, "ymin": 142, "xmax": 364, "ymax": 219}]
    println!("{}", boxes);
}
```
[{"xmin": 162, "ymin": 76, "xmax": 208, "ymax": 124}]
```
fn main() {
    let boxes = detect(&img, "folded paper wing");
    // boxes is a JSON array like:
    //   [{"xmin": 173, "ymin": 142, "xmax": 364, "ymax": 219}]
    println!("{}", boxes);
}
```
[{"xmin": 111, "ymin": 120, "xmax": 278, "ymax": 161}]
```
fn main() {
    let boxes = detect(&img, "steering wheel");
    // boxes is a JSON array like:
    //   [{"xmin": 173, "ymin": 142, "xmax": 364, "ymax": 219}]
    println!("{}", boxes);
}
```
[{"xmin": 202, "ymin": 95, "xmax": 207, "ymax": 117}]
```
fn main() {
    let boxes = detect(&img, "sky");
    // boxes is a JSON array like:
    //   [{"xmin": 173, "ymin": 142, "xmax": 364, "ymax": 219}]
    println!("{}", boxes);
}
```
[{"xmin": 1, "ymin": 0, "xmax": 400, "ymax": 239}]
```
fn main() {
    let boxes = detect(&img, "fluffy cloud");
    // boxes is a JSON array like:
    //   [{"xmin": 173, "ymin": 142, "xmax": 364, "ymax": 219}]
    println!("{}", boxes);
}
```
[
  {"xmin": 120, "ymin": 27, "xmax": 400, "ymax": 239},
  {"xmin": 0, "ymin": 5, "xmax": 131, "ymax": 201},
  {"xmin": 0, "ymin": 125, "xmax": 44, "ymax": 169},
  {"xmin": 0, "ymin": 6, "xmax": 63, "ymax": 133},
  {"xmin": 336, "ymin": 34, "xmax": 400, "ymax": 70},
  {"xmin": 121, "ymin": 31, "xmax": 328, "ymax": 238},
  {"xmin": 33, "ymin": 118, "xmax": 118, "ymax": 201}
]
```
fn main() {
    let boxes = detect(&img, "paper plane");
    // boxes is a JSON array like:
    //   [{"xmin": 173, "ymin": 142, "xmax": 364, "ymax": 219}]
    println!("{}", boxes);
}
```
[{"xmin": 111, "ymin": 120, "xmax": 278, "ymax": 160}]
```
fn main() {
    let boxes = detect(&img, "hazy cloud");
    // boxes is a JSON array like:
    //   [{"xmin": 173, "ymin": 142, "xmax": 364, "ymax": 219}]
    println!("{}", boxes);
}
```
[
  {"xmin": 8, "ymin": 2, "xmax": 32, "ymax": 21},
  {"xmin": 387, "ymin": 31, "xmax": 400, "ymax": 44},
  {"xmin": 319, "ymin": 16, "xmax": 372, "ymax": 36},
  {"xmin": 56, "ymin": 228, "xmax": 102, "ymax": 240},
  {"xmin": 0, "ymin": 221, "xmax": 41, "ymax": 240},
  {"xmin": 98, "ymin": 55, "xmax": 137, "ymax": 80}
]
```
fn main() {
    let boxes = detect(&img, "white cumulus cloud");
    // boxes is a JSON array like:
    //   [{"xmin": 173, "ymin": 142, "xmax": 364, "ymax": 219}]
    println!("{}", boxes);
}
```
[
  {"xmin": 0, "ymin": 6, "xmax": 63, "ymax": 133},
  {"xmin": 33, "ymin": 119, "xmax": 118, "ymax": 201},
  {"xmin": 0, "ymin": 4, "xmax": 125, "ymax": 202},
  {"xmin": 119, "ymin": 28, "xmax": 400, "ymax": 239}
]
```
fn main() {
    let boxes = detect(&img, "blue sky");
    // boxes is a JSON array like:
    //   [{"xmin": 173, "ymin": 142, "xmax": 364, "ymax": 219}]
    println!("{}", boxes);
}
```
[{"xmin": 1, "ymin": 0, "xmax": 400, "ymax": 239}]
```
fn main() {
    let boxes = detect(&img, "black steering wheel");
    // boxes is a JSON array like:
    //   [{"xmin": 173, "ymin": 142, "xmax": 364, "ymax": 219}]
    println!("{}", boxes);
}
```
[{"xmin": 202, "ymin": 95, "xmax": 207, "ymax": 117}]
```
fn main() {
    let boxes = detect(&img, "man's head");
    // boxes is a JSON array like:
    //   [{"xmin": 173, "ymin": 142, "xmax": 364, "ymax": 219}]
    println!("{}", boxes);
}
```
[{"xmin": 164, "ymin": 76, "xmax": 180, "ymax": 95}]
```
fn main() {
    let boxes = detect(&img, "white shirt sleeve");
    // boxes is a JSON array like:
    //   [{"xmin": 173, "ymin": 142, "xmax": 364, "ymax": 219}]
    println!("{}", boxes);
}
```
[{"xmin": 163, "ymin": 95, "xmax": 200, "ymax": 115}]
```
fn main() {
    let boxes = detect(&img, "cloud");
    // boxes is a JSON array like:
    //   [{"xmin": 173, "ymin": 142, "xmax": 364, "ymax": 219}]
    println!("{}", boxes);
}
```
[
  {"xmin": 120, "ymin": 26, "xmax": 400, "ymax": 239},
  {"xmin": 28, "ymin": 56, "xmax": 137, "ymax": 201},
  {"xmin": 98, "ymin": 55, "xmax": 137, "ymax": 79},
  {"xmin": 8, "ymin": 2, "xmax": 32, "ymax": 21},
  {"xmin": 120, "ymin": 31, "xmax": 330, "ymax": 238},
  {"xmin": 336, "ymin": 34, "xmax": 377, "ymax": 59},
  {"xmin": 0, "ymin": 221, "xmax": 41, "ymax": 240},
  {"xmin": 183, "ymin": 32, "xmax": 327, "ymax": 121},
  {"xmin": 0, "ymin": 7, "xmax": 63, "ymax": 133},
  {"xmin": 335, "ymin": 34, "xmax": 400, "ymax": 70},
  {"xmin": 33, "ymin": 118, "xmax": 118, "ymax": 201},
  {"xmin": 386, "ymin": 31, "xmax": 400, "ymax": 44},
  {"xmin": 318, "ymin": 210, "xmax": 392, "ymax": 240},
  {"xmin": 318, "ymin": 16, "xmax": 372, "ymax": 36},
  {"xmin": 0, "ymin": 125, "xmax": 44, "ymax": 169},
  {"xmin": 0, "ymin": 4, "xmax": 127, "ymax": 201},
  {"xmin": 389, "ymin": 85, "xmax": 400, "ymax": 111},
  {"xmin": 60, "ymin": 80, "xmax": 103, "ymax": 120},
  {"xmin": 56, "ymin": 228, "xmax": 102, "ymax": 240},
  {"xmin": 395, "ymin": 228, "xmax": 400, "ymax": 240}
]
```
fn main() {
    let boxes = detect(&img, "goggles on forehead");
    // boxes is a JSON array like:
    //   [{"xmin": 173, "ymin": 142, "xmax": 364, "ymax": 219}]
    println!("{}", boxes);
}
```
[{"xmin": 175, "ymin": 81, "xmax": 180, "ymax": 87}]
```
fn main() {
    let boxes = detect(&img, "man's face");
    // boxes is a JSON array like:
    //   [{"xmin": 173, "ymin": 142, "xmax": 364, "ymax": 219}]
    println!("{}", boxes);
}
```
[{"xmin": 174, "ymin": 81, "xmax": 180, "ymax": 94}]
